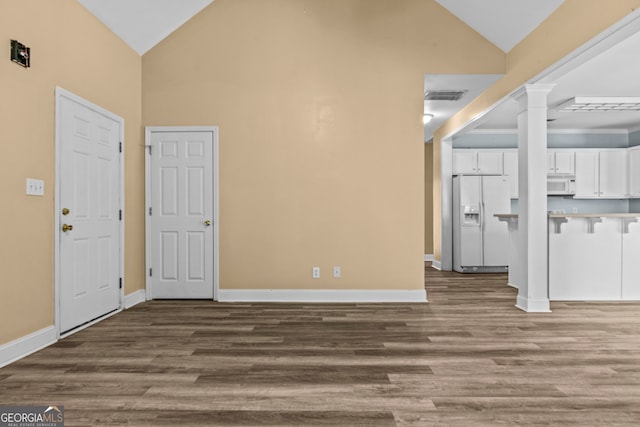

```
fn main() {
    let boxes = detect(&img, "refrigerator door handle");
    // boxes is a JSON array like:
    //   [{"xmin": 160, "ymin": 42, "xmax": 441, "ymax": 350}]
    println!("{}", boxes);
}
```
[
  {"xmin": 480, "ymin": 198, "xmax": 485, "ymax": 266},
  {"xmin": 479, "ymin": 178, "xmax": 485, "ymax": 232}
]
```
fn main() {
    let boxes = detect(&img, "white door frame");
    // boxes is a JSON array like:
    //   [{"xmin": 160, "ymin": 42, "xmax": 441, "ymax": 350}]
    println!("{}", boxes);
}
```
[
  {"xmin": 440, "ymin": 136, "xmax": 453, "ymax": 271},
  {"xmin": 54, "ymin": 87, "xmax": 125, "ymax": 338},
  {"xmin": 145, "ymin": 126, "xmax": 220, "ymax": 300}
]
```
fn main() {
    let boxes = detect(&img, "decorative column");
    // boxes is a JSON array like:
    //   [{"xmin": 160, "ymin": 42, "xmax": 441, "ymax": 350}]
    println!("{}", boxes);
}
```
[{"xmin": 512, "ymin": 84, "xmax": 554, "ymax": 312}]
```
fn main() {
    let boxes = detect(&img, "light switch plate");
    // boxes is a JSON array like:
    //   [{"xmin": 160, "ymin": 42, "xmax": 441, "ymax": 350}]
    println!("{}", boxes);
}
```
[
  {"xmin": 333, "ymin": 266, "xmax": 341, "ymax": 278},
  {"xmin": 26, "ymin": 178, "xmax": 45, "ymax": 196}
]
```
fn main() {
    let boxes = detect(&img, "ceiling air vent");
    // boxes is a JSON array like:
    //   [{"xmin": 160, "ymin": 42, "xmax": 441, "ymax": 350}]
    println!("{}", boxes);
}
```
[{"xmin": 424, "ymin": 90, "xmax": 468, "ymax": 101}]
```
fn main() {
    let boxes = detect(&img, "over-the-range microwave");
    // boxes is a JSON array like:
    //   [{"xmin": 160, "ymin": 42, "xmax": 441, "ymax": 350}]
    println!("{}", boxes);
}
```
[{"xmin": 547, "ymin": 176, "xmax": 576, "ymax": 195}]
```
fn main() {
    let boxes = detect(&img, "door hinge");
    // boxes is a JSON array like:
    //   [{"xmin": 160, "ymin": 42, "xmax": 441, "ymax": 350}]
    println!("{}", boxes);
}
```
[
  {"xmin": 149, "ymin": 207, "xmax": 152, "ymax": 216},
  {"xmin": 119, "ymin": 210, "xmax": 122, "ymax": 221},
  {"xmin": 119, "ymin": 278, "xmax": 123, "ymax": 289},
  {"xmin": 149, "ymin": 268, "xmax": 152, "ymax": 277},
  {"xmin": 119, "ymin": 142, "xmax": 123, "ymax": 153},
  {"xmin": 148, "ymin": 145, "xmax": 152, "ymax": 155}
]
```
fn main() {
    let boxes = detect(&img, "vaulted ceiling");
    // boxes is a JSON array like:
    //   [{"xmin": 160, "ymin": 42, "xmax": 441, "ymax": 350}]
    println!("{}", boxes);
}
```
[
  {"xmin": 77, "ymin": 0, "xmax": 562, "ymax": 55},
  {"xmin": 77, "ymin": 1, "xmax": 640, "ymax": 139},
  {"xmin": 77, "ymin": 0, "xmax": 215, "ymax": 55}
]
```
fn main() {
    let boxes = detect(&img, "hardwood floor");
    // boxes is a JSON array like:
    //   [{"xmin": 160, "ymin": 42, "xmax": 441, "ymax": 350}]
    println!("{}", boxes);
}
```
[{"xmin": 2, "ymin": 267, "xmax": 640, "ymax": 426}]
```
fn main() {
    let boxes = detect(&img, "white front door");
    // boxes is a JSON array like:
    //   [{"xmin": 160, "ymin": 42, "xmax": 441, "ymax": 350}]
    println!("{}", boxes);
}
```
[
  {"xmin": 57, "ymin": 90, "xmax": 122, "ymax": 333},
  {"xmin": 148, "ymin": 129, "xmax": 216, "ymax": 299}
]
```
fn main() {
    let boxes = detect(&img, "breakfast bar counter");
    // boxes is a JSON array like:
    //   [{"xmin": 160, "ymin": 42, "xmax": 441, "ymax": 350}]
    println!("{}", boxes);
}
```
[{"xmin": 495, "ymin": 213, "xmax": 640, "ymax": 301}]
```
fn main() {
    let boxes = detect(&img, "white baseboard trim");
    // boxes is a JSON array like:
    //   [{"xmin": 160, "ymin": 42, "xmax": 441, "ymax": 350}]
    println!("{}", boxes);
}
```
[
  {"xmin": 0, "ymin": 326, "xmax": 57, "ymax": 368},
  {"xmin": 218, "ymin": 289, "xmax": 428, "ymax": 303},
  {"xmin": 431, "ymin": 260, "xmax": 442, "ymax": 270},
  {"xmin": 516, "ymin": 295, "xmax": 551, "ymax": 313},
  {"xmin": 424, "ymin": 254, "xmax": 435, "ymax": 262},
  {"xmin": 124, "ymin": 289, "xmax": 146, "ymax": 309}
]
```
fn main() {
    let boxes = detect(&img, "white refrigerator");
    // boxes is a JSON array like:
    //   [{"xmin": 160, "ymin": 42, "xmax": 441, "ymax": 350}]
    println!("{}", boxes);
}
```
[{"xmin": 453, "ymin": 175, "xmax": 510, "ymax": 273}]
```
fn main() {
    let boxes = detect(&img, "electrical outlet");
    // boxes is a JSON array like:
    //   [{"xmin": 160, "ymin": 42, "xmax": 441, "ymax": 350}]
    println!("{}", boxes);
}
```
[
  {"xmin": 312, "ymin": 267, "xmax": 320, "ymax": 279},
  {"xmin": 26, "ymin": 178, "xmax": 45, "ymax": 196},
  {"xmin": 333, "ymin": 266, "xmax": 341, "ymax": 278}
]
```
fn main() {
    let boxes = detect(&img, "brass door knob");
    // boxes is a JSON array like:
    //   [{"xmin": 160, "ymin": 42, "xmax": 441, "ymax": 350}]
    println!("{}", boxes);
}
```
[
  {"xmin": 62, "ymin": 224, "xmax": 73, "ymax": 232},
  {"xmin": 204, "ymin": 219, "xmax": 212, "ymax": 226}
]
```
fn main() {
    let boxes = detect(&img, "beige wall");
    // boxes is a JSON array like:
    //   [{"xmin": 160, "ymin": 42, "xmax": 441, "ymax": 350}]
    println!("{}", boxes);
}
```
[
  {"xmin": 142, "ymin": 0, "xmax": 504, "ymax": 291},
  {"xmin": 0, "ymin": 0, "xmax": 142, "ymax": 345},
  {"xmin": 424, "ymin": 143, "xmax": 434, "ymax": 255},
  {"xmin": 431, "ymin": 0, "xmax": 640, "ymax": 261}
]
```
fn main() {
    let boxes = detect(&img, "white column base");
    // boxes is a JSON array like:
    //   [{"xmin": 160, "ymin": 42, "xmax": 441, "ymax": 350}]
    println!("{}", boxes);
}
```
[{"xmin": 516, "ymin": 295, "xmax": 551, "ymax": 312}]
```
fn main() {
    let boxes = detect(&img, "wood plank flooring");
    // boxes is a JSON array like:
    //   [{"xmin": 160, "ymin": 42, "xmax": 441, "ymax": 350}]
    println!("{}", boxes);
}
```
[{"xmin": 2, "ymin": 267, "xmax": 640, "ymax": 426}]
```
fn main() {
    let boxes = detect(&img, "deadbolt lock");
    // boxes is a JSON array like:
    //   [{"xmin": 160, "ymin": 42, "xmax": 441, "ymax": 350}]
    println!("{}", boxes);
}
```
[
  {"xmin": 62, "ymin": 208, "xmax": 70, "ymax": 216},
  {"xmin": 204, "ymin": 219, "xmax": 212, "ymax": 226}
]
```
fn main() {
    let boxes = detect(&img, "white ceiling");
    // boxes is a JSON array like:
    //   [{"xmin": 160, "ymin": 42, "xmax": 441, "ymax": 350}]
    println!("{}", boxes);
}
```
[
  {"xmin": 77, "ymin": 1, "xmax": 560, "ymax": 57},
  {"xmin": 475, "ymin": 27, "xmax": 640, "ymax": 132},
  {"xmin": 77, "ymin": 0, "xmax": 214, "ymax": 55},
  {"xmin": 435, "ymin": 0, "xmax": 565, "ymax": 53}
]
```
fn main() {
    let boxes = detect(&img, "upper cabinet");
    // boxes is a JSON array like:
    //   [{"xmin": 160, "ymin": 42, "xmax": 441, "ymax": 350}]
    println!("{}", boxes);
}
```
[
  {"xmin": 502, "ymin": 150, "xmax": 518, "ymax": 199},
  {"xmin": 452, "ymin": 147, "xmax": 638, "ymax": 199},
  {"xmin": 547, "ymin": 150, "xmax": 575, "ymax": 175},
  {"xmin": 477, "ymin": 151, "xmax": 503, "ymax": 175},
  {"xmin": 574, "ymin": 149, "xmax": 627, "ymax": 199},
  {"xmin": 453, "ymin": 150, "xmax": 503, "ymax": 175},
  {"xmin": 452, "ymin": 150, "xmax": 476, "ymax": 174},
  {"xmin": 574, "ymin": 151, "xmax": 599, "ymax": 198},
  {"xmin": 629, "ymin": 146, "xmax": 640, "ymax": 198},
  {"xmin": 599, "ymin": 150, "xmax": 628, "ymax": 198}
]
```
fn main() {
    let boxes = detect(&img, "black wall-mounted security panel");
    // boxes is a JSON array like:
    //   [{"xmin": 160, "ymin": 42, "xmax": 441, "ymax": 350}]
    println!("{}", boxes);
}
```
[{"xmin": 11, "ymin": 40, "xmax": 30, "ymax": 68}]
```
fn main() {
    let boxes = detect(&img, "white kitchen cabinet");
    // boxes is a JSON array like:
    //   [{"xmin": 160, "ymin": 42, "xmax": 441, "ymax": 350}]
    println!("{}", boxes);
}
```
[
  {"xmin": 547, "ymin": 150, "xmax": 575, "ymax": 175},
  {"xmin": 599, "ymin": 150, "xmax": 627, "ymax": 198},
  {"xmin": 622, "ymin": 221, "xmax": 640, "ymax": 299},
  {"xmin": 453, "ymin": 147, "xmax": 634, "ymax": 199},
  {"xmin": 453, "ymin": 150, "xmax": 476, "ymax": 174},
  {"xmin": 477, "ymin": 151, "xmax": 503, "ymax": 174},
  {"xmin": 546, "ymin": 152, "xmax": 556, "ymax": 174},
  {"xmin": 452, "ymin": 150, "xmax": 503, "ymax": 175},
  {"xmin": 503, "ymin": 150, "xmax": 518, "ymax": 198},
  {"xmin": 628, "ymin": 146, "xmax": 640, "ymax": 198},
  {"xmin": 574, "ymin": 149, "xmax": 627, "ymax": 199},
  {"xmin": 574, "ymin": 150, "xmax": 599, "ymax": 198}
]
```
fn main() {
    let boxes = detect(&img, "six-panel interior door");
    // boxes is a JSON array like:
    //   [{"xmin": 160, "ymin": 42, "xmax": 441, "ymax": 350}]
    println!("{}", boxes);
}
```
[
  {"xmin": 149, "ymin": 131, "xmax": 214, "ymax": 299},
  {"xmin": 59, "ymin": 95, "xmax": 121, "ymax": 333}
]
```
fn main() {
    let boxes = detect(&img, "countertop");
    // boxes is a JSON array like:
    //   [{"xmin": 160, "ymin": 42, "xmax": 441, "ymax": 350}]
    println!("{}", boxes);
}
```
[
  {"xmin": 547, "ymin": 213, "xmax": 640, "ymax": 218},
  {"xmin": 494, "ymin": 213, "xmax": 640, "ymax": 219}
]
